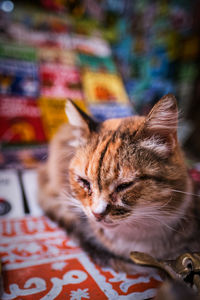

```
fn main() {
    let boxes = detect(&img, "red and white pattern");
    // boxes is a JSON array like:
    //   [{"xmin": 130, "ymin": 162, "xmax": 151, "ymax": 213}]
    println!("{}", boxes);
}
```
[{"xmin": 0, "ymin": 216, "xmax": 162, "ymax": 299}]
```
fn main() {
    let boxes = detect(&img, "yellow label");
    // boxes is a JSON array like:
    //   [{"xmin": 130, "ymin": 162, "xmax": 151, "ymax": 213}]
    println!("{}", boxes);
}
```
[{"xmin": 82, "ymin": 70, "xmax": 129, "ymax": 104}]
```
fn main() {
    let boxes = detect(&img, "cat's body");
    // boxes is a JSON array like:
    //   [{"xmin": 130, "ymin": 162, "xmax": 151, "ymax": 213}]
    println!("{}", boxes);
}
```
[{"xmin": 38, "ymin": 95, "xmax": 200, "ymax": 271}]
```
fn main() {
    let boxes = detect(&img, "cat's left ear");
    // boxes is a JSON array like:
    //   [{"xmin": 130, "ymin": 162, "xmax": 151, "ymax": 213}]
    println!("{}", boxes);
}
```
[
  {"xmin": 141, "ymin": 94, "xmax": 178, "ymax": 156},
  {"xmin": 65, "ymin": 99, "xmax": 99, "ymax": 137}
]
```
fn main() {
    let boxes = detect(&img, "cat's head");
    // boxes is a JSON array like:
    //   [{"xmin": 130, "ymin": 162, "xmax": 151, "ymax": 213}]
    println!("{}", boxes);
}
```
[{"xmin": 67, "ymin": 95, "xmax": 189, "ymax": 230}]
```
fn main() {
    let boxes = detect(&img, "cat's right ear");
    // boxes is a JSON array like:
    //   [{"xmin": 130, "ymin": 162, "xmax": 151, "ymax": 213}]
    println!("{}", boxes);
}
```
[
  {"xmin": 65, "ymin": 99, "xmax": 99, "ymax": 139},
  {"xmin": 145, "ymin": 94, "xmax": 178, "ymax": 134},
  {"xmin": 138, "ymin": 94, "xmax": 179, "ymax": 158}
]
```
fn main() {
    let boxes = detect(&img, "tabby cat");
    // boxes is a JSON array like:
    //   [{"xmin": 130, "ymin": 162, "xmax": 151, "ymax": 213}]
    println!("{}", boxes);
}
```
[{"xmin": 38, "ymin": 94, "xmax": 200, "ymax": 272}]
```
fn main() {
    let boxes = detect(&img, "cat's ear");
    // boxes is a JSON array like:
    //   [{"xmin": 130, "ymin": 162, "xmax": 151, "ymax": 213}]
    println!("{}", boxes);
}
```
[
  {"xmin": 139, "ymin": 94, "xmax": 178, "ymax": 157},
  {"xmin": 65, "ymin": 99, "xmax": 99, "ymax": 139},
  {"xmin": 145, "ymin": 94, "xmax": 178, "ymax": 134}
]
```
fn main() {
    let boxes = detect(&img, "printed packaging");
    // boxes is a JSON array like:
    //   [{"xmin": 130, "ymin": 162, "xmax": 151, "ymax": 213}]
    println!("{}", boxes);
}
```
[
  {"xmin": 0, "ymin": 96, "xmax": 47, "ymax": 144},
  {"xmin": 21, "ymin": 169, "xmax": 43, "ymax": 216},
  {"xmin": 82, "ymin": 70, "xmax": 129, "ymax": 104},
  {"xmin": 0, "ymin": 169, "xmax": 24, "ymax": 218},
  {"xmin": 40, "ymin": 63, "xmax": 83, "ymax": 99}
]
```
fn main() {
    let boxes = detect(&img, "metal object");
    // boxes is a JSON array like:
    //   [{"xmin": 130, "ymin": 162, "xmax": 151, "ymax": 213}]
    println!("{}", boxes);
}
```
[{"xmin": 130, "ymin": 251, "xmax": 200, "ymax": 297}]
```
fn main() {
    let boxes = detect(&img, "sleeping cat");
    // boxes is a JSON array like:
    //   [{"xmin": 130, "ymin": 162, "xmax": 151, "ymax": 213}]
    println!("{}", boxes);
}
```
[{"xmin": 38, "ymin": 94, "xmax": 200, "ymax": 272}]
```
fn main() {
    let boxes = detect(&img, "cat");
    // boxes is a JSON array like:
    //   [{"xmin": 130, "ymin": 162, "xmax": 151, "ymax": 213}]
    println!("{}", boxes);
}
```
[{"xmin": 38, "ymin": 94, "xmax": 200, "ymax": 273}]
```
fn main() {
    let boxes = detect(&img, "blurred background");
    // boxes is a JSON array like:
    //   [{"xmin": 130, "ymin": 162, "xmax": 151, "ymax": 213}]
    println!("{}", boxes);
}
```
[
  {"xmin": 0, "ymin": 2, "xmax": 200, "ymax": 296},
  {"xmin": 0, "ymin": 0, "xmax": 199, "ymax": 168},
  {"xmin": 0, "ymin": 3, "xmax": 200, "ymax": 298}
]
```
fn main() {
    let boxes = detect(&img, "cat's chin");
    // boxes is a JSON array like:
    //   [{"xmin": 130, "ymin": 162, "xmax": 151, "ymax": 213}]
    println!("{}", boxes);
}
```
[{"xmin": 100, "ymin": 220, "xmax": 119, "ymax": 228}]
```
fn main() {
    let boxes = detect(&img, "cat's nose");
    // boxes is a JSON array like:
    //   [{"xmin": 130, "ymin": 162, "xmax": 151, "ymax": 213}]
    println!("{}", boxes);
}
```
[
  {"xmin": 92, "ymin": 211, "xmax": 104, "ymax": 221},
  {"xmin": 92, "ymin": 211, "xmax": 105, "ymax": 221},
  {"xmin": 92, "ymin": 204, "xmax": 110, "ymax": 221}
]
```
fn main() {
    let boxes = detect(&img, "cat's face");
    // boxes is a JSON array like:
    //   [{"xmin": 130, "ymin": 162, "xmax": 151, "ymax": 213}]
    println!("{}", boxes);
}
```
[{"xmin": 68, "ymin": 95, "xmax": 188, "ymax": 230}]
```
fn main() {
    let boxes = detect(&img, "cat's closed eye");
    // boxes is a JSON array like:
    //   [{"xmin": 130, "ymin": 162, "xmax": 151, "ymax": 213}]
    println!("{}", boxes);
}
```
[
  {"xmin": 77, "ymin": 177, "xmax": 92, "ymax": 195},
  {"xmin": 115, "ymin": 181, "xmax": 135, "ymax": 193}
]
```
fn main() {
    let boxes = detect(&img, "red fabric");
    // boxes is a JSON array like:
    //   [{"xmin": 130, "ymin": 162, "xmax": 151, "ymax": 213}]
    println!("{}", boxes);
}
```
[{"xmin": 0, "ymin": 216, "xmax": 161, "ymax": 299}]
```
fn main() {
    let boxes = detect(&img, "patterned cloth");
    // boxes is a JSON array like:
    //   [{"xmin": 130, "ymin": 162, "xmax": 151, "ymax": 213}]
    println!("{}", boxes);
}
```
[{"xmin": 0, "ymin": 216, "xmax": 161, "ymax": 299}]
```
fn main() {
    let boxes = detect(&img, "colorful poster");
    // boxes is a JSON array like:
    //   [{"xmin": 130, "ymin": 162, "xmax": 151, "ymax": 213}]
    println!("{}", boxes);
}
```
[
  {"xmin": 0, "ymin": 97, "xmax": 47, "ymax": 144},
  {"xmin": 82, "ymin": 71, "xmax": 129, "ymax": 104},
  {"xmin": 40, "ymin": 63, "xmax": 83, "ymax": 99},
  {"xmin": 0, "ymin": 59, "xmax": 39, "ymax": 98}
]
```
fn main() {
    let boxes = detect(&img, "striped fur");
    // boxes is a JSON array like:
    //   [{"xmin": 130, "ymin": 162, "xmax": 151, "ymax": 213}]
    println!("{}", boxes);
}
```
[{"xmin": 38, "ymin": 95, "xmax": 200, "ymax": 272}]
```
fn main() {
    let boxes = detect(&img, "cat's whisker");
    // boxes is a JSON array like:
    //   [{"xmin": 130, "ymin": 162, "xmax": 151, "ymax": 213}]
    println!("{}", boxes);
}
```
[
  {"xmin": 126, "ymin": 207, "xmax": 187, "ymax": 235},
  {"xmin": 55, "ymin": 195, "xmax": 82, "ymax": 212},
  {"xmin": 154, "ymin": 218, "xmax": 181, "ymax": 233},
  {"xmin": 141, "ymin": 214, "xmax": 182, "ymax": 234},
  {"xmin": 171, "ymin": 189, "xmax": 200, "ymax": 198}
]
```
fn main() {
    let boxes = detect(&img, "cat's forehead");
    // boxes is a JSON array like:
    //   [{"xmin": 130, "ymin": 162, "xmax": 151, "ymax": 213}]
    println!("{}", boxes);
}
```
[
  {"xmin": 97, "ymin": 115, "xmax": 145, "ymax": 153},
  {"xmin": 84, "ymin": 117, "xmax": 145, "ymax": 184},
  {"xmin": 71, "ymin": 116, "xmax": 146, "ymax": 186},
  {"xmin": 102, "ymin": 116, "xmax": 145, "ymax": 132}
]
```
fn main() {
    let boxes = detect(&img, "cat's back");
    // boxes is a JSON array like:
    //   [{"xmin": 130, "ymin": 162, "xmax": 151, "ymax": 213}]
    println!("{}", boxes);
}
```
[{"xmin": 38, "ymin": 123, "xmax": 76, "ymax": 199}]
